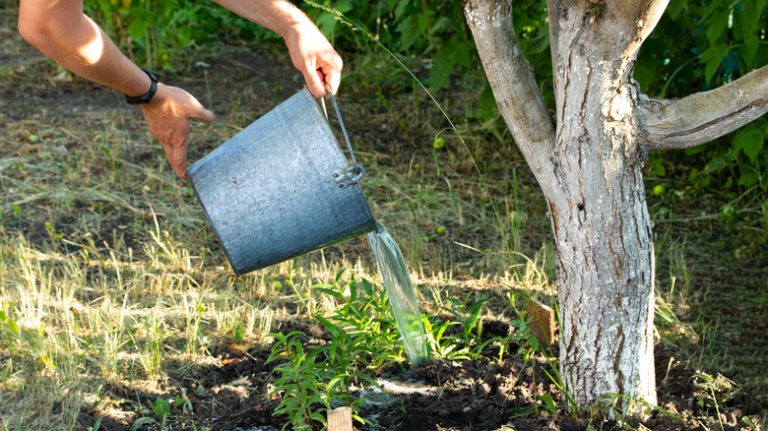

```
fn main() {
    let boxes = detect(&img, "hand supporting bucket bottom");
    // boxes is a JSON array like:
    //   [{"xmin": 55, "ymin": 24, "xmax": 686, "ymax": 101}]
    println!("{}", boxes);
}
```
[{"xmin": 187, "ymin": 88, "xmax": 376, "ymax": 275}]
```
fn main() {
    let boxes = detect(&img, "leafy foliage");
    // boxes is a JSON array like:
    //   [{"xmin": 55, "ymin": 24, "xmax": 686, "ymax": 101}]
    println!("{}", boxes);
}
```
[
  {"xmin": 637, "ymin": 0, "xmax": 768, "ymax": 242},
  {"xmin": 84, "ymin": 0, "xmax": 276, "ymax": 70},
  {"xmin": 85, "ymin": 0, "xmax": 768, "ymax": 242},
  {"xmin": 266, "ymin": 274, "xmax": 509, "ymax": 429}
]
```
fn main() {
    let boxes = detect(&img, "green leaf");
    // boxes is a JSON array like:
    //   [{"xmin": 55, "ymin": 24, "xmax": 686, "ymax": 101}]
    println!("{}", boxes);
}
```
[
  {"xmin": 315, "ymin": 13, "xmax": 337, "ymax": 36},
  {"xmin": 700, "ymin": 43, "xmax": 730, "ymax": 83},
  {"xmin": 733, "ymin": 127, "xmax": 764, "ymax": 163},
  {"xmin": 130, "ymin": 417, "xmax": 157, "ymax": 431},
  {"xmin": 314, "ymin": 287, "xmax": 344, "ymax": 299},
  {"xmin": 394, "ymin": 0, "xmax": 410, "ymax": 20},
  {"xmin": 738, "ymin": 172, "xmax": 758, "ymax": 186},
  {"xmin": 233, "ymin": 322, "xmax": 245, "ymax": 343},
  {"xmin": 429, "ymin": 46, "xmax": 456, "ymax": 92},
  {"xmin": 633, "ymin": 61, "xmax": 657, "ymax": 92},
  {"xmin": 705, "ymin": 9, "xmax": 728, "ymax": 43},
  {"xmin": 704, "ymin": 156, "xmax": 729, "ymax": 174},
  {"xmin": 127, "ymin": 19, "xmax": 149, "ymax": 41},
  {"xmin": 650, "ymin": 156, "xmax": 667, "ymax": 177},
  {"xmin": 334, "ymin": 268, "xmax": 346, "ymax": 284},
  {"xmin": 739, "ymin": 36, "xmax": 759, "ymax": 70},
  {"xmin": 430, "ymin": 17, "xmax": 452, "ymax": 35},
  {"xmin": 151, "ymin": 398, "xmax": 172, "ymax": 419},
  {"xmin": 395, "ymin": 16, "xmax": 420, "ymax": 52},
  {"xmin": 667, "ymin": 0, "xmax": 687, "ymax": 20},
  {"xmin": 315, "ymin": 316, "xmax": 339, "ymax": 336},
  {"xmin": 7, "ymin": 318, "xmax": 19, "ymax": 335},
  {"xmin": 737, "ymin": 0, "xmax": 766, "ymax": 42}
]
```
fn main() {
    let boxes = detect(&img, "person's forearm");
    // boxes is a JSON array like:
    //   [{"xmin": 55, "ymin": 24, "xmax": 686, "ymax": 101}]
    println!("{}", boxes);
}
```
[
  {"xmin": 213, "ymin": 0, "xmax": 343, "ymax": 97},
  {"xmin": 18, "ymin": 0, "xmax": 150, "ymax": 97},
  {"xmin": 212, "ymin": 0, "xmax": 313, "ymax": 39}
]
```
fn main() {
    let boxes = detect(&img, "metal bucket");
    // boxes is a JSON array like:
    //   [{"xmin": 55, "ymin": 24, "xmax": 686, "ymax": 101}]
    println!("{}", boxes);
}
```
[{"xmin": 187, "ymin": 88, "xmax": 376, "ymax": 276}]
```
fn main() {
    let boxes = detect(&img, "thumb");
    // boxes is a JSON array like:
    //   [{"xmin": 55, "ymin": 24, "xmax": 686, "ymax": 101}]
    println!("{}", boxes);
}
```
[{"xmin": 191, "ymin": 108, "xmax": 215, "ymax": 124}]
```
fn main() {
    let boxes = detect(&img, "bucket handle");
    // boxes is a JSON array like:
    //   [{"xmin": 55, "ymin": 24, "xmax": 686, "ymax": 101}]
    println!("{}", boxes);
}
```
[{"xmin": 321, "ymin": 85, "xmax": 365, "ymax": 189}]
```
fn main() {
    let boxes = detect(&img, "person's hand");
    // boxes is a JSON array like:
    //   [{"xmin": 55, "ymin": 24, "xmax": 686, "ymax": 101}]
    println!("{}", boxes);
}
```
[
  {"xmin": 140, "ymin": 83, "xmax": 215, "ymax": 179},
  {"xmin": 283, "ymin": 21, "xmax": 343, "ymax": 97}
]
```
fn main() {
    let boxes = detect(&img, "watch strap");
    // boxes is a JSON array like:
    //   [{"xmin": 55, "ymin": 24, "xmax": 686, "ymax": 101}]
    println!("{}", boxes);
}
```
[{"xmin": 125, "ymin": 69, "xmax": 158, "ymax": 105}]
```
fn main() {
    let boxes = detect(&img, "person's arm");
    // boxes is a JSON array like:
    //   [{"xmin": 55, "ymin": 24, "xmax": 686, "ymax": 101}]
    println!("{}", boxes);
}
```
[
  {"xmin": 213, "ymin": 0, "xmax": 343, "ymax": 97},
  {"xmin": 18, "ymin": 0, "xmax": 214, "ymax": 178}
]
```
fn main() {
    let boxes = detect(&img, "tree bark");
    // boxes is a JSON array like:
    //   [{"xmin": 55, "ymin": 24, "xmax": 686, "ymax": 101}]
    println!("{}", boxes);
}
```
[
  {"xmin": 638, "ymin": 66, "xmax": 768, "ymax": 149},
  {"xmin": 465, "ymin": 0, "xmax": 765, "ymax": 415},
  {"xmin": 466, "ymin": 0, "xmax": 661, "ymax": 413},
  {"xmin": 550, "ymin": 4, "xmax": 657, "ymax": 408},
  {"xmin": 463, "ymin": 0, "xmax": 557, "ymax": 198}
]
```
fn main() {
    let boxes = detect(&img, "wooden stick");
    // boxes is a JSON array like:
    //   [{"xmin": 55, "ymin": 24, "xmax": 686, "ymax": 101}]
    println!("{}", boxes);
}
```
[
  {"xmin": 327, "ymin": 407, "xmax": 353, "ymax": 431},
  {"xmin": 527, "ymin": 299, "xmax": 556, "ymax": 348}
]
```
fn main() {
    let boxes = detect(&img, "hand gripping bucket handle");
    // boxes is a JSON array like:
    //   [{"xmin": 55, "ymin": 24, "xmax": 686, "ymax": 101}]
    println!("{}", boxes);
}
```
[{"xmin": 187, "ymin": 87, "xmax": 377, "ymax": 276}]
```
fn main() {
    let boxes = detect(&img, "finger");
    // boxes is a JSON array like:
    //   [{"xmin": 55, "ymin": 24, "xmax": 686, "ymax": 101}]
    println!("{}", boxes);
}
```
[
  {"xmin": 168, "ymin": 144, "xmax": 188, "ymax": 179},
  {"xmin": 324, "ymin": 57, "xmax": 343, "ymax": 95},
  {"xmin": 191, "ymin": 108, "xmax": 215, "ymax": 124},
  {"xmin": 302, "ymin": 62, "xmax": 326, "ymax": 98},
  {"xmin": 326, "ymin": 64, "xmax": 341, "ymax": 96},
  {"xmin": 163, "ymin": 126, "xmax": 190, "ymax": 179},
  {"xmin": 183, "ymin": 93, "xmax": 215, "ymax": 124}
]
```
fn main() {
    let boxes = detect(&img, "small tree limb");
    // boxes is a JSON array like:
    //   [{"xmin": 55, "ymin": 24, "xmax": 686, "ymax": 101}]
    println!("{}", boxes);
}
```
[
  {"xmin": 638, "ymin": 66, "xmax": 768, "ymax": 150},
  {"xmin": 547, "ymin": 0, "xmax": 561, "ymax": 72},
  {"xmin": 556, "ymin": 0, "xmax": 668, "ymax": 60},
  {"xmin": 464, "ymin": 0, "xmax": 556, "ymax": 191}
]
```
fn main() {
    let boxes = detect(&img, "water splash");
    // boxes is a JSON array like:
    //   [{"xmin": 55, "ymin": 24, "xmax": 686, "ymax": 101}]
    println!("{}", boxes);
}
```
[{"xmin": 368, "ymin": 222, "xmax": 429, "ymax": 364}]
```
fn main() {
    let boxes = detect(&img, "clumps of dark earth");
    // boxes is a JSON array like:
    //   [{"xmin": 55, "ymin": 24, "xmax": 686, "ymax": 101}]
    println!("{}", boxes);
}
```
[{"xmin": 78, "ymin": 320, "xmax": 764, "ymax": 431}]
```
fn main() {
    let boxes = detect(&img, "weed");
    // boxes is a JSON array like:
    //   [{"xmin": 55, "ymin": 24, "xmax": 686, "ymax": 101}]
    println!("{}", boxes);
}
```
[
  {"xmin": 692, "ymin": 371, "xmax": 737, "ymax": 427},
  {"xmin": 266, "ymin": 330, "xmax": 372, "ymax": 430},
  {"xmin": 589, "ymin": 393, "xmax": 681, "ymax": 424}
]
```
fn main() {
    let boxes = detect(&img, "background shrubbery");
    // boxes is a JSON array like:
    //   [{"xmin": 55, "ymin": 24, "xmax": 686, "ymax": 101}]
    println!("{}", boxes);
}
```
[{"xmin": 87, "ymin": 0, "xmax": 768, "ymax": 247}]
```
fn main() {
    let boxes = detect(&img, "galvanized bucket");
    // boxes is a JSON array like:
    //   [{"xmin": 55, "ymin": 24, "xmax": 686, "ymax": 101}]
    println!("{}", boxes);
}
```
[{"xmin": 187, "ymin": 87, "xmax": 376, "ymax": 276}]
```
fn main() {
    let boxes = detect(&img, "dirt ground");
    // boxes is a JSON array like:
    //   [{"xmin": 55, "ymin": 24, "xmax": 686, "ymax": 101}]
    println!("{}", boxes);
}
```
[{"xmin": 1, "ymin": 5, "xmax": 767, "ymax": 431}]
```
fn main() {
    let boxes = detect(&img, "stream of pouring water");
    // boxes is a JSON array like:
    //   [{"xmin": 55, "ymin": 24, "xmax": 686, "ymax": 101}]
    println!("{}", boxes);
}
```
[{"xmin": 368, "ymin": 222, "xmax": 429, "ymax": 364}]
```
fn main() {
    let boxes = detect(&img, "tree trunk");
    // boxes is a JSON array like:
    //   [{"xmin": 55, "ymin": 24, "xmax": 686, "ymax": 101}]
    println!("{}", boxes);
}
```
[
  {"xmin": 550, "ymin": 60, "xmax": 656, "ymax": 411},
  {"xmin": 546, "ymin": 4, "xmax": 660, "ymax": 410},
  {"xmin": 465, "ymin": 0, "xmax": 768, "ymax": 414}
]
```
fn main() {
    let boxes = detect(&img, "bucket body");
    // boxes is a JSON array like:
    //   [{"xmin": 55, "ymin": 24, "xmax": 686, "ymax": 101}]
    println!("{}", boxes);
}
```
[{"xmin": 187, "ymin": 88, "xmax": 376, "ymax": 275}]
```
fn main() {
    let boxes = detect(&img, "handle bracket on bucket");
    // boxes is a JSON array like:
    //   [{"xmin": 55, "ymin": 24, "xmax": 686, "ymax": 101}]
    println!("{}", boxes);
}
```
[
  {"xmin": 324, "ymin": 85, "xmax": 365, "ymax": 187},
  {"xmin": 333, "ymin": 164, "xmax": 365, "ymax": 189}
]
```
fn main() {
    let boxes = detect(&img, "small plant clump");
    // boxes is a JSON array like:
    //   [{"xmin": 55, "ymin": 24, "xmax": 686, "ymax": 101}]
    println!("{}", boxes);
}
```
[{"xmin": 266, "ymin": 272, "xmax": 517, "ymax": 430}]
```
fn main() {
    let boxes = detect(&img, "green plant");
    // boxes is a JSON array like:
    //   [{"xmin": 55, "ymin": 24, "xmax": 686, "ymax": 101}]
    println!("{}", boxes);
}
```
[
  {"xmin": 315, "ymin": 273, "xmax": 406, "ymax": 367},
  {"xmin": 84, "ymin": 0, "xmax": 275, "ymax": 70},
  {"xmin": 151, "ymin": 397, "xmax": 172, "ymax": 426},
  {"xmin": 266, "ymin": 275, "xmax": 400, "ymax": 429},
  {"xmin": 589, "ymin": 393, "xmax": 683, "ymax": 425},
  {"xmin": 90, "ymin": 417, "xmax": 102, "ymax": 431},
  {"xmin": 692, "ymin": 371, "xmax": 737, "ymax": 427},
  {"xmin": 266, "ymin": 330, "xmax": 371, "ymax": 430}
]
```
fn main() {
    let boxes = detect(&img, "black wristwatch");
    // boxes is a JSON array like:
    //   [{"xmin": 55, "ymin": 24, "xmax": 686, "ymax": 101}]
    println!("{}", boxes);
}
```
[{"xmin": 125, "ymin": 68, "xmax": 158, "ymax": 105}]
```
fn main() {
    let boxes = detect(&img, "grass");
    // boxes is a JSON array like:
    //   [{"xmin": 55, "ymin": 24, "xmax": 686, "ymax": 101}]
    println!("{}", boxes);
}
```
[{"xmin": 2, "ymin": 6, "xmax": 768, "ymax": 429}]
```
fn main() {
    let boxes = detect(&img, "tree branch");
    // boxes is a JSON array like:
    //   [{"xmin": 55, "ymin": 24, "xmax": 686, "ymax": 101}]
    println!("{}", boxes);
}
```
[
  {"xmin": 547, "ymin": 0, "xmax": 561, "ymax": 71},
  {"xmin": 638, "ymin": 66, "xmax": 768, "ymax": 150},
  {"xmin": 555, "ymin": 1, "xmax": 667, "ymax": 61},
  {"xmin": 463, "ymin": 0, "xmax": 556, "ymax": 189}
]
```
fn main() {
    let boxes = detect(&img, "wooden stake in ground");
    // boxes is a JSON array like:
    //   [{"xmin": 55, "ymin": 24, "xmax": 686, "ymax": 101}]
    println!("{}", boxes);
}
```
[
  {"xmin": 527, "ymin": 299, "xmax": 556, "ymax": 348},
  {"xmin": 328, "ymin": 407, "xmax": 353, "ymax": 431}
]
